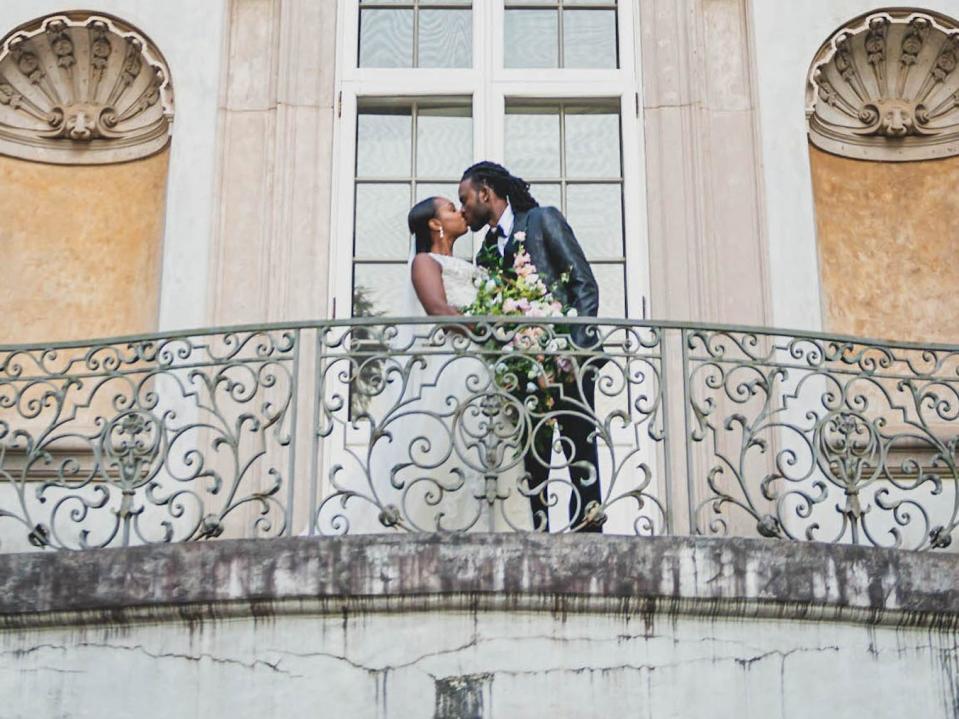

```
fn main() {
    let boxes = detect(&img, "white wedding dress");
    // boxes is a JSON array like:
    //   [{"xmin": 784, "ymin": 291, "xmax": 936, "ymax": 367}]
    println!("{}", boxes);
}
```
[{"xmin": 369, "ymin": 253, "xmax": 532, "ymax": 532}]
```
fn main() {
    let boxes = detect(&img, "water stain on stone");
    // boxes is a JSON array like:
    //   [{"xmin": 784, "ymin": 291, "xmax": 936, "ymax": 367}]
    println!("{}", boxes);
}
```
[{"xmin": 434, "ymin": 673, "xmax": 492, "ymax": 719}]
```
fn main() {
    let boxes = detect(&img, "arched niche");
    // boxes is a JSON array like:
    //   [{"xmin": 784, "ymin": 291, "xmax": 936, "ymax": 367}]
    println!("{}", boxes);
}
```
[
  {"xmin": 806, "ymin": 8, "xmax": 959, "ymax": 343},
  {"xmin": 0, "ymin": 12, "xmax": 174, "ymax": 343}
]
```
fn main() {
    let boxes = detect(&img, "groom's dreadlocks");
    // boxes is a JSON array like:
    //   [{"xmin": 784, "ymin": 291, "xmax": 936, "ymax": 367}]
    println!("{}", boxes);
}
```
[{"xmin": 461, "ymin": 161, "xmax": 539, "ymax": 212}]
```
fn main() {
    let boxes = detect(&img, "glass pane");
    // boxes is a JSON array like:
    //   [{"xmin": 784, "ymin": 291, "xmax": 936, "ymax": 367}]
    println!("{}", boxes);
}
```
[
  {"xmin": 565, "ymin": 111, "xmax": 621, "ymax": 178},
  {"xmin": 355, "ymin": 183, "xmax": 412, "ymax": 260},
  {"xmin": 357, "ymin": 109, "xmax": 412, "ymax": 178},
  {"xmin": 592, "ymin": 263, "xmax": 626, "ymax": 317},
  {"xmin": 529, "ymin": 183, "xmax": 562, "ymax": 210},
  {"xmin": 563, "ymin": 10, "xmax": 617, "ymax": 69},
  {"xmin": 505, "ymin": 108, "xmax": 560, "ymax": 178},
  {"xmin": 416, "ymin": 105, "xmax": 472, "ymax": 177},
  {"xmin": 419, "ymin": 10, "xmax": 472, "ymax": 68},
  {"xmin": 420, "ymin": 0, "xmax": 471, "ymax": 4},
  {"xmin": 359, "ymin": 9, "xmax": 413, "ymax": 68},
  {"xmin": 415, "ymin": 183, "xmax": 459, "ymax": 206},
  {"xmin": 353, "ymin": 263, "xmax": 410, "ymax": 317},
  {"xmin": 504, "ymin": 10, "xmax": 558, "ymax": 68},
  {"xmin": 565, "ymin": 183, "xmax": 623, "ymax": 258}
]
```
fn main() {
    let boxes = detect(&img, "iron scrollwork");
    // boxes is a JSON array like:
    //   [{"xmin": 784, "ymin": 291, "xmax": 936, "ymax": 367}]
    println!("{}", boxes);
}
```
[
  {"xmin": 1, "ymin": 319, "xmax": 957, "ymax": 551},
  {"xmin": 313, "ymin": 319, "xmax": 667, "ymax": 536},
  {"xmin": 0, "ymin": 329, "xmax": 297, "ymax": 549},
  {"xmin": 686, "ymin": 329, "xmax": 959, "ymax": 550}
]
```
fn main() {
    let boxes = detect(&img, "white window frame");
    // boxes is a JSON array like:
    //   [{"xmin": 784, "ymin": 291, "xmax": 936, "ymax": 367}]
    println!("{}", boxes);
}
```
[{"xmin": 330, "ymin": 0, "xmax": 649, "ymax": 320}]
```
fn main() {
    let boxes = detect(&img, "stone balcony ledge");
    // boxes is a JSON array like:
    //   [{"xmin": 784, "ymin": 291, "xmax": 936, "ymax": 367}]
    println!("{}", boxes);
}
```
[{"xmin": 2, "ymin": 534, "xmax": 957, "ymax": 630}]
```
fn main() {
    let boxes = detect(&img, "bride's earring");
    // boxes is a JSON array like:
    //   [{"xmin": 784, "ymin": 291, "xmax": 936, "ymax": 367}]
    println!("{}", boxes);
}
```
[{"xmin": 439, "ymin": 227, "xmax": 445, "ymax": 239}]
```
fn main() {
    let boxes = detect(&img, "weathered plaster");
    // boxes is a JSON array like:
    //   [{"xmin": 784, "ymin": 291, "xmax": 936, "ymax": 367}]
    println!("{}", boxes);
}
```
[
  {"xmin": 0, "ymin": 0, "xmax": 226, "ymax": 332},
  {"xmin": 0, "ymin": 149, "xmax": 169, "ymax": 343},
  {"xmin": 2, "ymin": 535, "xmax": 959, "ymax": 718},
  {"xmin": 3, "ymin": 609, "xmax": 959, "ymax": 718},
  {"xmin": 749, "ymin": 0, "xmax": 959, "ymax": 334},
  {"xmin": 810, "ymin": 146, "xmax": 959, "ymax": 344},
  {"xmin": 1, "ymin": 535, "xmax": 957, "ymax": 628}
]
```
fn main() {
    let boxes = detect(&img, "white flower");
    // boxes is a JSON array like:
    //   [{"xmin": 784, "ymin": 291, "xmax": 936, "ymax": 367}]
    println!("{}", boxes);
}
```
[
  {"xmin": 526, "ymin": 382, "xmax": 538, "ymax": 392},
  {"xmin": 514, "ymin": 231, "xmax": 526, "ymax": 241},
  {"xmin": 485, "ymin": 279, "xmax": 496, "ymax": 291},
  {"xmin": 566, "ymin": 308, "xmax": 578, "ymax": 317}
]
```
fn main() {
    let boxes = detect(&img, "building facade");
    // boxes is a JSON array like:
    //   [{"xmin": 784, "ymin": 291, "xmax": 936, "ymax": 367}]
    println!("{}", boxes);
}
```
[{"xmin": 2, "ymin": 1, "xmax": 959, "ymax": 716}]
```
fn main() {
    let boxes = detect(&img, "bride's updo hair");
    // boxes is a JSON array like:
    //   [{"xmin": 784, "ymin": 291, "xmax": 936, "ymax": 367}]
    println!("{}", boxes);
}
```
[{"xmin": 407, "ymin": 197, "xmax": 439, "ymax": 254}]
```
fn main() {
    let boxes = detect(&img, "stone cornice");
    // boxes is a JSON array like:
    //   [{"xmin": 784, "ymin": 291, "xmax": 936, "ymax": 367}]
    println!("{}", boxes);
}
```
[{"xmin": 1, "ymin": 535, "xmax": 957, "ymax": 630}]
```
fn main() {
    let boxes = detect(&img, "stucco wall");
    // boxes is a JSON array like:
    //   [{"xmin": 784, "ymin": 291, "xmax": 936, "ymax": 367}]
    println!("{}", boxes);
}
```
[
  {"xmin": 0, "ymin": 1, "xmax": 226, "ymax": 333},
  {"xmin": 3, "ymin": 607, "xmax": 957, "ymax": 718},
  {"xmin": 810, "ymin": 146, "xmax": 959, "ymax": 343},
  {"xmin": 1, "ymin": 534, "xmax": 958, "ymax": 718},
  {"xmin": 0, "ymin": 149, "xmax": 169, "ymax": 343},
  {"xmin": 749, "ymin": 0, "xmax": 959, "ymax": 335}
]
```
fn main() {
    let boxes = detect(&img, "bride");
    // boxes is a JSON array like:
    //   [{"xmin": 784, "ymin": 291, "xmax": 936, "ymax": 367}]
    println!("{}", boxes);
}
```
[{"xmin": 367, "ymin": 196, "xmax": 532, "ymax": 532}]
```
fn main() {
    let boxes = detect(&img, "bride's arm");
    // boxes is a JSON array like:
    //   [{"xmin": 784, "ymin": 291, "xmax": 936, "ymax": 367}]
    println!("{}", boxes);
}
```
[{"xmin": 411, "ymin": 254, "xmax": 460, "ymax": 316}]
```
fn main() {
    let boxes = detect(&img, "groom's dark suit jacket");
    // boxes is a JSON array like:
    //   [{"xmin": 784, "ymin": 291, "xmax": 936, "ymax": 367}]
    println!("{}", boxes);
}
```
[{"xmin": 476, "ymin": 206, "xmax": 600, "ymax": 349}]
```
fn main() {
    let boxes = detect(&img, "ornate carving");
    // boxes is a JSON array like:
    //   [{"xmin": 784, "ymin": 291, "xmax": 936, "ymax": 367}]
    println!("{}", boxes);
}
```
[
  {"xmin": 807, "ymin": 9, "xmax": 959, "ymax": 161},
  {"xmin": 0, "ymin": 13, "xmax": 173, "ymax": 164}
]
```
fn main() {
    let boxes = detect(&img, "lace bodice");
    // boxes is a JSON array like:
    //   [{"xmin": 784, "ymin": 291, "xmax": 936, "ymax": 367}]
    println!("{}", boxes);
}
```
[{"xmin": 429, "ymin": 253, "xmax": 483, "ymax": 309}]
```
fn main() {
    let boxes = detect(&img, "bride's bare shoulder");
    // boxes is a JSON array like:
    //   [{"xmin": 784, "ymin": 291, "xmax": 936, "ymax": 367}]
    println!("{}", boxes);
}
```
[
  {"xmin": 411, "ymin": 253, "xmax": 441, "ymax": 266},
  {"xmin": 410, "ymin": 252, "xmax": 442, "ymax": 280}
]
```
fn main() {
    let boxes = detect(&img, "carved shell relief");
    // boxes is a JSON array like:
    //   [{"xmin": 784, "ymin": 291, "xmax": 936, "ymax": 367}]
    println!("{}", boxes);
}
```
[
  {"xmin": 807, "ymin": 9, "xmax": 959, "ymax": 161},
  {"xmin": 0, "ymin": 13, "xmax": 173, "ymax": 164}
]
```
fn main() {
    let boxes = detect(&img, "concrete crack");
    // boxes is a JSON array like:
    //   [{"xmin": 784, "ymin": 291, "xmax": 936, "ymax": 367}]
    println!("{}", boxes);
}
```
[
  {"xmin": 272, "ymin": 636, "xmax": 480, "ymax": 673},
  {"xmin": 0, "ymin": 642, "xmax": 299, "ymax": 677}
]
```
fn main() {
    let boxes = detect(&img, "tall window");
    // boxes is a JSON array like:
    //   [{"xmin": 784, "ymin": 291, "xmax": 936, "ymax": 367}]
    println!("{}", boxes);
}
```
[
  {"xmin": 505, "ymin": 102, "xmax": 625, "ymax": 316},
  {"xmin": 504, "ymin": 0, "xmax": 618, "ymax": 68},
  {"xmin": 334, "ymin": 1, "xmax": 645, "ymax": 319},
  {"xmin": 353, "ymin": 100, "xmax": 473, "ymax": 316},
  {"xmin": 359, "ymin": 0, "xmax": 472, "ymax": 68}
]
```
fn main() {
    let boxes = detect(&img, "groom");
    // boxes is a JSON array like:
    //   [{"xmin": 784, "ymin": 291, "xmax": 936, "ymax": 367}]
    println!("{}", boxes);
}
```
[{"xmin": 458, "ymin": 161, "xmax": 604, "ymax": 533}]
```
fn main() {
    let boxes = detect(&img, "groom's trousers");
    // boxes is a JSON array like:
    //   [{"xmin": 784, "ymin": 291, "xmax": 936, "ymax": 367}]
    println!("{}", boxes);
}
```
[{"xmin": 524, "ymin": 376, "xmax": 603, "ymax": 533}]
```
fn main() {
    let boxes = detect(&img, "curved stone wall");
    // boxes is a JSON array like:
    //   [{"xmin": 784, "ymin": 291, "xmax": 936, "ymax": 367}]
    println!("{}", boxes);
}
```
[{"xmin": 1, "ymin": 535, "xmax": 958, "ymax": 717}]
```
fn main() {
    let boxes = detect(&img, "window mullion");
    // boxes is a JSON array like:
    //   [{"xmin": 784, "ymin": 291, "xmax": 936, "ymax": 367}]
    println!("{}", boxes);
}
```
[
  {"xmin": 557, "ymin": 0, "xmax": 565, "ymax": 69},
  {"xmin": 412, "ymin": 0, "xmax": 420, "ymax": 68},
  {"xmin": 411, "ymin": 101, "xmax": 419, "ymax": 213},
  {"xmin": 559, "ymin": 102, "xmax": 567, "ymax": 215}
]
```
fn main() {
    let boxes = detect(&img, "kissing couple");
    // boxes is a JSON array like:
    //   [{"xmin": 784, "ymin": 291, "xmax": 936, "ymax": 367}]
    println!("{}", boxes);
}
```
[{"xmin": 403, "ymin": 161, "xmax": 604, "ymax": 533}]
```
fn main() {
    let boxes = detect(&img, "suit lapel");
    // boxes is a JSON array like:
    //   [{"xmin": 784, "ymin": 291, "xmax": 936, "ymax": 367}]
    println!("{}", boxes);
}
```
[{"xmin": 502, "ymin": 210, "xmax": 529, "ymax": 269}]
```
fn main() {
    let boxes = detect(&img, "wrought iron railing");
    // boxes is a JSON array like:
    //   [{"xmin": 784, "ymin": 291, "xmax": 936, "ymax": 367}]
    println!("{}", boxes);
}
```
[{"xmin": 1, "ymin": 318, "xmax": 957, "ymax": 551}]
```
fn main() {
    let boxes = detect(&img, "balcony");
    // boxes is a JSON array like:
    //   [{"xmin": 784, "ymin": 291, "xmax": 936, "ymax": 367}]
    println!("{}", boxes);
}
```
[{"xmin": 0, "ymin": 317, "xmax": 957, "ymax": 552}]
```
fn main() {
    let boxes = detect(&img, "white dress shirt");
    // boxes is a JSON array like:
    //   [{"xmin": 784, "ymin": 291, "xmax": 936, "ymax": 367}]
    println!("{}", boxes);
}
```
[{"xmin": 493, "ymin": 202, "xmax": 515, "ymax": 256}]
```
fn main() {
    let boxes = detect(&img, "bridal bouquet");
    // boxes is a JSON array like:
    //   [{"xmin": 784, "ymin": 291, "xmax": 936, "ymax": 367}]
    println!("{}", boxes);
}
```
[{"xmin": 462, "ymin": 241, "xmax": 579, "ymax": 401}]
